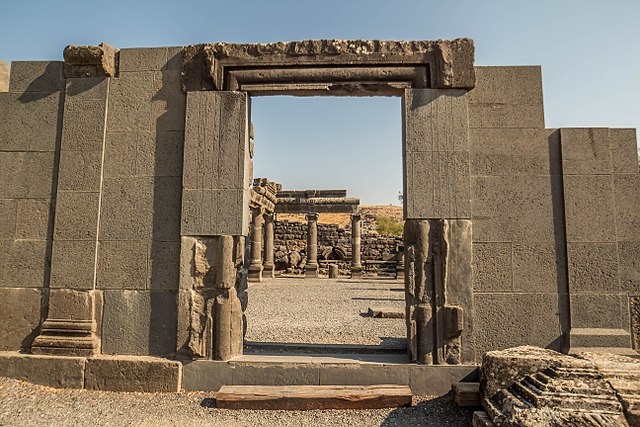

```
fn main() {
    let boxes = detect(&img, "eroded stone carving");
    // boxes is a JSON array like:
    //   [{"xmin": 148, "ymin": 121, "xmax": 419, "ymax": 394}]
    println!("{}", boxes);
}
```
[
  {"xmin": 63, "ymin": 42, "xmax": 117, "ymax": 78},
  {"xmin": 404, "ymin": 219, "xmax": 473, "ymax": 365}
]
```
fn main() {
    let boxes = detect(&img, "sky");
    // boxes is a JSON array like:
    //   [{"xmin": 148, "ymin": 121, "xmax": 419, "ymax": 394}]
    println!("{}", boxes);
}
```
[{"xmin": 1, "ymin": 0, "xmax": 638, "ymax": 204}]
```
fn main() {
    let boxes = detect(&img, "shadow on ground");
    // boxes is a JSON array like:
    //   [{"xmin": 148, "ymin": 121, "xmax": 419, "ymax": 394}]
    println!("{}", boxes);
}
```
[{"xmin": 380, "ymin": 394, "xmax": 474, "ymax": 426}]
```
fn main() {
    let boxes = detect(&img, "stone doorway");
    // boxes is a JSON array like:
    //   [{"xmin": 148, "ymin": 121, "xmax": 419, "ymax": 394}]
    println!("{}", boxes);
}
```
[{"xmin": 178, "ymin": 40, "xmax": 475, "ymax": 365}]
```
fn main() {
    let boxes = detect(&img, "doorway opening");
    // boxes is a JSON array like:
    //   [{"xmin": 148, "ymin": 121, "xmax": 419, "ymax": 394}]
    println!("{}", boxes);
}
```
[{"xmin": 244, "ymin": 95, "xmax": 406, "ymax": 357}]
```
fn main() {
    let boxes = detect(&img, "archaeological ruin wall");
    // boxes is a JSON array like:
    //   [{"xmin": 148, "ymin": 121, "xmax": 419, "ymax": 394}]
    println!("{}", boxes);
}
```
[{"xmin": 0, "ymin": 39, "xmax": 638, "ymax": 377}]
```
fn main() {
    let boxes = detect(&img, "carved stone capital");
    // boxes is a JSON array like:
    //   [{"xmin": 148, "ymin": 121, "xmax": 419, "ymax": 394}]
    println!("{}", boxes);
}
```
[{"xmin": 63, "ymin": 43, "xmax": 117, "ymax": 78}]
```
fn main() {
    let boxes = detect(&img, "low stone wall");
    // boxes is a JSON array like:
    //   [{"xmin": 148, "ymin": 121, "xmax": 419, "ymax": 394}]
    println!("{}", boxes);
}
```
[{"xmin": 273, "ymin": 220, "xmax": 402, "ymax": 274}]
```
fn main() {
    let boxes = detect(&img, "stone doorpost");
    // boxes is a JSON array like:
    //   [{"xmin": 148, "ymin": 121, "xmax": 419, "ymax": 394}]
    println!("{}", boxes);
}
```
[
  {"xmin": 351, "ymin": 214, "xmax": 363, "ymax": 278},
  {"xmin": 263, "ymin": 213, "xmax": 275, "ymax": 279},
  {"xmin": 248, "ymin": 207, "xmax": 265, "ymax": 282},
  {"xmin": 305, "ymin": 212, "xmax": 319, "ymax": 277}
]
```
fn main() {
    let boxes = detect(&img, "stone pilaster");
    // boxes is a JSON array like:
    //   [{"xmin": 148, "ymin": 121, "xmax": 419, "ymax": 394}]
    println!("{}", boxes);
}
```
[
  {"xmin": 305, "ymin": 212, "xmax": 319, "ymax": 278},
  {"xmin": 248, "ymin": 207, "xmax": 265, "ymax": 282},
  {"xmin": 263, "ymin": 213, "xmax": 275, "ymax": 279},
  {"xmin": 351, "ymin": 214, "xmax": 363, "ymax": 278}
]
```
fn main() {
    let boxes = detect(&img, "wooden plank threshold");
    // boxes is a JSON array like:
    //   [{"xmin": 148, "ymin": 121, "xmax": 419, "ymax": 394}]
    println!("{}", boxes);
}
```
[{"xmin": 215, "ymin": 384, "xmax": 413, "ymax": 410}]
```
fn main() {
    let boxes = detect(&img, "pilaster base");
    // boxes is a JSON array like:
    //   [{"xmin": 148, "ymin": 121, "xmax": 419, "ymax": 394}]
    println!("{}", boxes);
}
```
[
  {"xmin": 351, "ymin": 266, "xmax": 363, "ymax": 278},
  {"xmin": 263, "ymin": 262, "xmax": 275, "ymax": 279},
  {"xmin": 248, "ymin": 264, "xmax": 263, "ymax": 282},
  {"xmin": 305, "ymin": 263, "xmax": 319, "ymax": 278},
  {"xmin": 31, "ymin": 319, "xmax": 100, "ymax": 357}
]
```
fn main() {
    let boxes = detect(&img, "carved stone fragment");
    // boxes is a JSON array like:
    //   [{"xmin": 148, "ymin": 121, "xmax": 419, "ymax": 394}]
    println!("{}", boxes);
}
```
[{"xmin": 63, "ymin": 43, "xmax": 117, "ymax": 78}]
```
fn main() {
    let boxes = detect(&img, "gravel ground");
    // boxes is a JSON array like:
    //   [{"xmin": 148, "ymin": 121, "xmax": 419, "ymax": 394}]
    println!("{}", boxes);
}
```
[
  {"xmin": 245, "ymin": 277, "xmax": 406, "ymax": 348},
  {"xmin": 0, "ymin": 377, "xmax": 474, "ymax": 427}
]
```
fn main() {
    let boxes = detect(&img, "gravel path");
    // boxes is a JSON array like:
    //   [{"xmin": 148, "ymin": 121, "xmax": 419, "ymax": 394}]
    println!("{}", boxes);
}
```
[
  {"xmin": 0, "ymin": 377, "xmax": 474, "ymax": 426},
  {"xmin": 245, "ymin": 277, "xmax": 406, "ymax": 348}
]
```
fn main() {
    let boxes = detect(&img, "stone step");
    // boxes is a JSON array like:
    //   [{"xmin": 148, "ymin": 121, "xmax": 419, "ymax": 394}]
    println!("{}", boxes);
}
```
[
  {"xmin": 214, "ymin": 384, "xmax": 413, "ymax": 410},
  {"xmin": 451, "ymin": 382, "xmax": 481, "ymax": 407},
  {"xmin": 569, "ymin": 328, "xmax": 632, "ymax": 349},
  {"xmin": 244, "ymin": 341, "xmax": 407, "ymax": 354},
  {"xmin": 570, "ymin": 346, "xmax": 640, "ymax": 359}
]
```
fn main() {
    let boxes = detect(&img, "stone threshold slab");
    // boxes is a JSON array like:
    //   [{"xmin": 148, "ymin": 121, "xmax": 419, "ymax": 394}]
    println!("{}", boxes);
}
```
[{"xmin": 244, "ymin": 341, "xmax": 407, "ymax": 355}]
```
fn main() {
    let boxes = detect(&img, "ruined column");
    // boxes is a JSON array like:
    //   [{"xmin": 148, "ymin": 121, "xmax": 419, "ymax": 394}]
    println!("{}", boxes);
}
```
[
  {"xmin": 248, "ymin": 207, "xmax": 265, "ymax": 282},
  {"xmin": 263, "ymin": 213, "xmax": 275, "ymax": 279},
  {"xmin": 395, "ymin": 244, "xmax": 405, "ymax": 281},
  {"xmin": 305, "ymin": 212, "xmax": 319, "ymax": 277},
  {"xmin": 351, "ymin": 213, "xmax": 363, "ymax": 278}
]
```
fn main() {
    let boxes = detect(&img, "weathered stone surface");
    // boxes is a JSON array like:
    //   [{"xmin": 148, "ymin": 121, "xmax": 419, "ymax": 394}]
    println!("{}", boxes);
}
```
[
  {"xmin": 15, "ymin": 199, "xmax": 53, "ymax": 240},
  {"xmin": 0, "ymin": 60, "xmax": 8, "ymax": 92},
  {"xmin": 570, "ymin": 293, "xmax": 628, "ymax": 330},
  {"xmin": 610, "ymin": 128, "xmax": 639, "ymax": 174},
  {"xmin": 0, "ymin": 152, "xmax": 58, "ymax": 198},
  {"xmin": 0, "ymin": 352, "xmax": 85, "ymax": 389},
  {"xmin": 0, "ymin": 199, "xmax": 16, "ymax": 238},
  {"xmin": 0, "ymin": 288, "xmax": 42, "ymax": 350},
  {"xmin": 84, "ymin": 356, "xmax": 181, "ymax": 392},
  {"xmin": 49, "ymin": 240, "xmax": 97, "ymax": 290},
  {"xmin": 563, "ymin": 175, "xmax": 616, "ymax": 242},
  {"xmin": 328, "ymin": 264, "xmax": 339, "ymax": 278},
  {"xmin": 567, "ymin": 242, "xmax": 619, "ymax": 292},
  {"xmin": 107, "ymin": 71, "xmax": 154, "ymax": 132},
  {"xmin": 468, "ymin": 66, "xmax": 544, "ymax": 129},
  {"xmin": 403, "ymin": 89, "xmax": 470, "ymax": 220},
  {"xmin": 119, "ymin": 47, "xmax": 170, "ymax": 72},
  {"xmin": 0, "ymin": 91, "xmax": 62, "ymax": 152},
  {"xmin": 560, "ymin": 128, "xmax": 612, "ymax": 175},
  {"xmin": 481, "ymin": 346, "xmax": 639, "ymax": 426},
  {"xmin": 63, "ymin": 43, "xmax": 117, "ymax": 78},
  {"xmin": 8, "ymin": 61, "xmax": 64, "ymax": 93},
  {"xmin": 57, "ymin": 150, "xmax": 102, "ymax": 192},
  {"xmin": 97, "ymin": 240, "xmax": 148, "ymax": 290},
  {"xmin": 367, "ymin": 307, "xmax": 404, "ymax": 318},
  {"xmin": 53, "ymin": 192, "xmax": 100, "ymax": 240},
  {"xmin": 452, "ymin": 382, "xmax": 481, "ymax": 407},
  {"xmin": 102, "ymin": 290, "xmax": 177, "ymax": 356},
  {"xmin": 614, "ymin": 174, "xmax": 640, "ymax": 242},
  {"xmin": 0, "ymin": 240, "xmax": 51, "ymax": 288}
]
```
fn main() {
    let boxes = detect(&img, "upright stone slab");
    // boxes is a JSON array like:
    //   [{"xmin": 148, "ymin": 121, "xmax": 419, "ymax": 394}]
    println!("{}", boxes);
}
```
[
  {"xmin": 403, "ymin": 89, "xmax": 471, "ymax": 220},
  {"xmin": 305, "ymin": 213, "xmax": 319, "ymax": 278},
  {"xmin": 33, "ymin": 77, "xmax": 110, "ymax": 356},
  {"xmin": 0, "ymin": 60, "xmax": 8, "ymax": 92},
  {"xmin": 181, "ymin": 91, "xmax": 251, "ymax": 236},
  {"xmin": 404, "ymin": 219, "xmax": 473, "ymax": 364}
]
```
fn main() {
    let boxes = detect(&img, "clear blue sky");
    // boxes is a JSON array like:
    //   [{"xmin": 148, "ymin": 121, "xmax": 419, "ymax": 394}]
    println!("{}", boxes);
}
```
[{"xmin": 1, "ymin": 0, "xmax": 638, "ymax": 204}]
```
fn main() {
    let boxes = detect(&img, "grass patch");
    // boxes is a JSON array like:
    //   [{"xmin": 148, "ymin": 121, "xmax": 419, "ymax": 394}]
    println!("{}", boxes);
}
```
[{"xmin": 376, "ymin": 216, "xmax": 404, "ymax": 237}]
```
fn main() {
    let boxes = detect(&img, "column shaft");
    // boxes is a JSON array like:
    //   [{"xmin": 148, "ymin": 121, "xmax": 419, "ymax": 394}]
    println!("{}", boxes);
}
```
[
  {"xmin": 351, "ymin": 214, "xmax": 363, "ymax": 278},
  {"xmin": 263, "ymin": 214, "xmax": 275, "ymax": 278},
  {"xmin": 305, "ymin": 212, "xmax": 319, "ymax": 277},
  {"xmin": 248, "ymin": 207, "xmax": 265, "ymax": 282}
]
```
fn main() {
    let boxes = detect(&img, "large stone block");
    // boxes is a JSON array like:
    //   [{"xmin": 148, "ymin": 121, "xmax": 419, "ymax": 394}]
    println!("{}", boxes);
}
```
[
  {"xmin": 570, "ymin": 293, "xmax": 628, "ymax": 330},
  {"xmin": 136, "ymin": 130, "xmax": 183, "ymax": 177},
  {"xmin": 0, "ymin": 199, "xmax": 17, "ymax": 238},
  {"xmin": 473, "ymin": 293, "xmax": 564, "ymax": 357},
  {"xmin": 60, "ymin": 99, "xmax": 108, "ymax": 151},
  {"xmin": 46, "ymin": 289, "xmax": 96, "ymax": 320},
  {"xmin": 149, "ymin": 241, "xmax": 180, "ymax": 290},
  {"xmin": 57, "ymin": 150, "xmax": 102, "ymax": 191},
  {"xmin": 152, "ymin": 177, "xmax": 182, "ymax": 241},
  {"xmin": 182, "ymin": 359, "xmax": 234, "ymax": 391},
  {"xmin": 119, "ymin": 48, "xmax": 170, "ymax": 72},
  {"xmin": 0, "ymin": 92, "xmax": 62, "ymax": 152},
  {"xmin": 8, "ymin": 61, "xmax": 64, "ymax": 93},
  {"xmin": 470, "ymin": 128, "xmax": 560, "ymax": 176},
  {"xmin": 235, "ymin": 363, "xmax": 320, "ymax": 386},
  {"xmin": 512, "ymin": 243, "xmax": 564, "ymax": 293},
  {"xmin": 610, "ymin": 128, "xmax": 638, "ymax": 174},
  {"xmin": 0, "ymin": 288, "xmax": 42, "ymax": 350},
  {"xmin": 103, "ymin": 131, "xmax": 136, "ymax": 177},
  {"xmin": 107, "ymin": 72, "xmax": 154, "ymax": 132},
  {"xmin": 405, "ymin": 150, "xmax": 471, "ymax": 219},
  {"xmin": 319, "ymin": 365, "xmax": 409, "ymax": 387},
  {"xmin": 403, "ymin": 89, "xmax": 469, "ymax": 152},
  {"xmin": 85, "ymin": 356, "xmax": 181, "ymax": 392},
  {"xmin": 151, "ymin": 70, "xmax": 186, "ymax": 132},
  {"xmin": 181, "ymin": 188, "xmax": 249, "ymax": 236},
  {"xmin": 15, "ymin": 199, "xmax": 54, "ymax": 240},
  {"xmin": 560, "ymin": 128, "xmax": 612, "ymax": 175},
  {"xmin": 53, "ymin": 192, "xmax": 100, "ymax": 240},
  {"xmin": 618, "ymin": 241, "xmax": 640, "ymax": 293},
  {"xmin": 0, "ymin": 60, "xmax": 8, "ymax": 92},
  {"xmin": 471, "ymin": 175, "xmax": 556, "ymax": 242},
  {"xmin": 99, "ymin": 177, "xmax": 153, "ymax": 239},
  {"xmin": 102, "ymin": 290, "xmax": 177, "ymax": 356},
  {"xmin": 0, "ymin": 151, "xmax": 58, "ymax": 198},
  {"xmin": 65, "ymin": 77, "xmax": 109, "ymax": 100},
  {"xmin": 50, "ymin": 240, "xmax": 97, "ymax": 290},
  {"xmin": 97, "ymin": 240, "xmax": 148, "ymax": 290},
  {"xmin": 183, "ymin": 91, "xmax": 249, "ymax": 191},
  {"xmin": 0, "ymin": 352, "xmax": 85, "ymax": 388},
  {"xmin": 469, "ymin": 66, "xmax": 543, "ymax": 105},
  {"xmin": 563, "ymin": 175, "xmax": 616, "ymax": 242},
  {"xmin": 567, "ymin": 243, "xmax": 619, "ymax": 293},
  {"xmin": 614, "ymin": 174, "xmax": 640, "ymax": 241},
  {"xmin": 409, "ymin": 365, "xmax": 478, "ymax": 396},
  {"xmin": 472, "ymin": 242, "xmax": 512, "ymax": 292},
  {"xmin": 468, "ymin": 103, "xmax": 545, "ymax": 129},
  {"xmin": 0, "ymin": 240, "xmax": 50, "ymax": 288}
]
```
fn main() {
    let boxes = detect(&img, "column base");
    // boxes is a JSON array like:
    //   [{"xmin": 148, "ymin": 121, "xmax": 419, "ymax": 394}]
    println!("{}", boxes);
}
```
[
  {"xmin": 248, "ymin": 264, "xmax": 263, "ymax": 282},
  {"xmin": 395, "ymin": 267, "xmax": 405, "ymax": 280},
  {"xmin": 305, "ymin": 263, "xmax": 319, "ymax": 278},
  {"xmin": 351, "ymin": 266, "xmax": 363, "ymax": 278},
  {"xmin": 31, "ymin": 319, "xmax": 100, "ymax": 357},
  {"xmin": 263, "ymin": 262, "xmax": 275, "ymax": 279}
]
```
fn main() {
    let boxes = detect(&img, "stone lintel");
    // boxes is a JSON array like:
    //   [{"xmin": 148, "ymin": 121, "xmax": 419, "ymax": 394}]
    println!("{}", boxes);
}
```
[
  {"xmin": 63, "ymin": 43, "xmax": 117, "ymax": 78},
  {"xmin": 276, "ymin": 197, "xmax": 360, "ymax": 214},
  {"xmin": 182, "ymin": 39, "xmax": 475, "ymax": 93}
]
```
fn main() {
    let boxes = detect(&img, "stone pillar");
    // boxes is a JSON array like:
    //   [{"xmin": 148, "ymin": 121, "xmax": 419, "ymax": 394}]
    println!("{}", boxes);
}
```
[
  {"xmin": 305, "ymin": 212, "xmax": 319, "ymax": 278},
  {"xmin": 263, "ymin": 213, "xmax": 275, "ymax": 279},
  {"xmin": 396, "ymin": 244, "xmax": 405, "ymax": 280},
  {"xmin": 351, "ymin": 214, "xmax": 363, "ymax": 278},
  {"xmin": 248, "ymin": 207, "xmax": 265, "ymax": 282},
  {"xmin": 0, "ymin": 60, "xmax": 8, "ymax": 92}
]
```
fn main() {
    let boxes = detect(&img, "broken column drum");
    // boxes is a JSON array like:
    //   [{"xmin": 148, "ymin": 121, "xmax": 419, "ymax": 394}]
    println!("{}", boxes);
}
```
[
  {"xmin": 305, "ymin": 212, "xmax": 319, "ymax": 278},
  {"xmin": 351, "ymin": 214, "xmax": 363, "ymax": 278}
]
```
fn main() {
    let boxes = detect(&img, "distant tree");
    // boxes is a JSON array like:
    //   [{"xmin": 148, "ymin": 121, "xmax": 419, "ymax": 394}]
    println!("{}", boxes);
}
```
[{"xmin": 397, "ymin": 191, "xmax": 404, "ymax": 205}]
